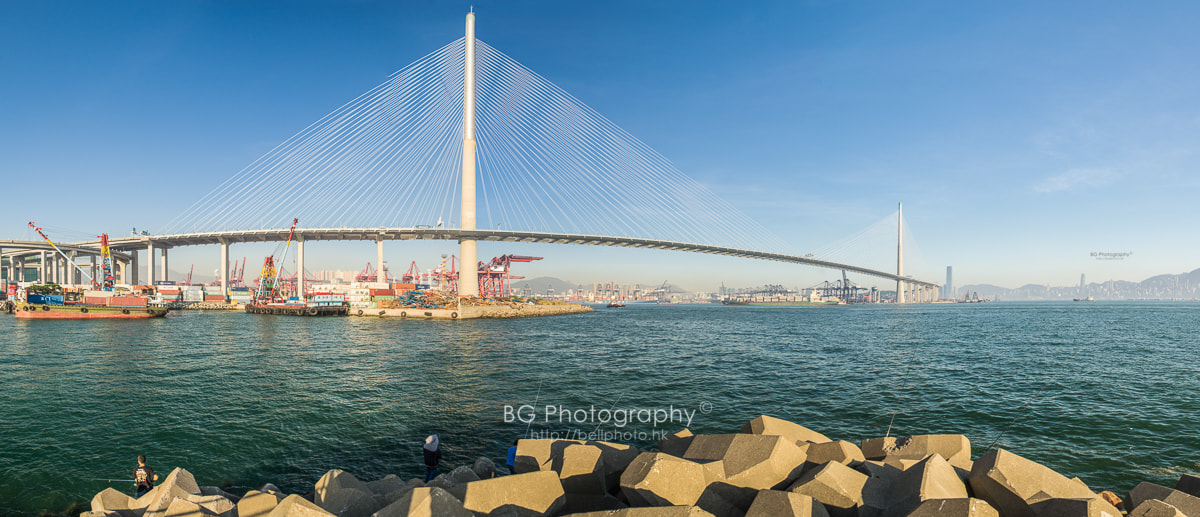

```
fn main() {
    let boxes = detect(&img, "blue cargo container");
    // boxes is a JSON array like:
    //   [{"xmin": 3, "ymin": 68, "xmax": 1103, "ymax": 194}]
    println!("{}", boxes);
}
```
[
  {"xmin": 28, "ymin": 294, "xmax": 65, "ymax": 305},
  {"xmin": 416, "ymin": 284, "xmax": 431, "ymax": 290}
]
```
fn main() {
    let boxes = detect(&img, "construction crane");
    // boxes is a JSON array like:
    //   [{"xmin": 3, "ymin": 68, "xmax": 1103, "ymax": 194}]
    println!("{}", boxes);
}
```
[
  {"xmin": 98, "ymin": 234, "xmax": 115, "ymax": 291},
  {"xmin": 180, "ymin": 265, "xmax": 194, "ymax": 286},
  {"xmin": 253, "ymin": 218, "xmax": 298, "ymax": 303}
]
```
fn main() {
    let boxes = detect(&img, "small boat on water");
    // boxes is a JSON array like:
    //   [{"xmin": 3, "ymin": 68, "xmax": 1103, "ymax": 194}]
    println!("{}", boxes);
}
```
[
  {"xmin": 1073, "ymin": 296, "xmax": 1094, "ymax": 302},
  {"xmin": 606, "ymin": 301, "xmax": 626, "ymax": 308}
]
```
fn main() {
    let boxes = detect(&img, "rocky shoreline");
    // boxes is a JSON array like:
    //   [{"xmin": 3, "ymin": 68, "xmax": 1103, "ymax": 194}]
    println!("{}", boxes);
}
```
[{"xmin": 80, "ymin": 415, "xmax": 1200, "ymax": 517}]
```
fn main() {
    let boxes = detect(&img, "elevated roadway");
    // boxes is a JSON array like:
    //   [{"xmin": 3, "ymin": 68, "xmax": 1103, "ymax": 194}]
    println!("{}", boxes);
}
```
[{"xmin": 82, "ymin": 228, "xmax": 939, "ymax": 293}]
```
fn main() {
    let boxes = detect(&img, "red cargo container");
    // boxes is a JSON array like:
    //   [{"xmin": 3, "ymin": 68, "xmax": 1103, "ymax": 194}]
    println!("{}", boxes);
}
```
[
  {"xmin": 204, "ymin": 295, "xmax": 225, "ymax": 302},
  {"xmin": 109, "ymin": 296, "xmax": 149, "ymax": 307},
  {"xmin": 84, "ymin": 296, "xmax": 109, "ymax": 305},
  {"xmin": 369, "ymin": 289, "xmax": 394, "ymax": 296},
  {"xmin": 392, "ymin": 283, "xmax": 416, "ymax": 290},
  {"xmin": 158, "ymin": 289, "xmax": 182, "ymax": 295}
]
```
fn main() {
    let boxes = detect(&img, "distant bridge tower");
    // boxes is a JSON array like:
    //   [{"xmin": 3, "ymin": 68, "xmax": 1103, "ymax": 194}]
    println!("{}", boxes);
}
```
[
  {"xmin": 896, "ymin": 201, "xmax": 904, "ymax": 304},
  {"xmin": 459, "ymin": 9, "xmax": 479, "ymax": 297}
]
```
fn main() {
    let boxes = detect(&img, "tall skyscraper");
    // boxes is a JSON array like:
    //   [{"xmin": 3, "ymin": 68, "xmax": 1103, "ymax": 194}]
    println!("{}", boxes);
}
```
[
  {"xmin": 945, "ymin": 266, "xmax": 953, "ymax": 300},
  {"xmin": 1080, "ymin": 273, "xmax": 1086, "ymax": 288}
]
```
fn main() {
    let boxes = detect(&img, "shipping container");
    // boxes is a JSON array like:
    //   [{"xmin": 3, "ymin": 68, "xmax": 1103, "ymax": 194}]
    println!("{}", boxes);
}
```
[
  {"xmin": 110, "ymin": 296, "xmax": 149, "ymax": 307},
  {"xmin": 204, "ymin": 295, "xmax": 225, "ymax": 302},
  {"xmin": 392, "ymin": 283, "xmax": 417, "ymax": 290},
  {"xmin": 83, "ymin": 296, "xmax": 109, "ymax": 305},
  {"xmin": 28, "ymin": 294, "xmax": 65, "ymax": 305},
  {"xmin": 154, "ymin": 281, "xmax": 176, "ymax": 286}
]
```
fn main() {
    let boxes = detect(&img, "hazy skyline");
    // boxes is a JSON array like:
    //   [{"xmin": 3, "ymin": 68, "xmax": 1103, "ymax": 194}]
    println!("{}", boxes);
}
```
[{"xmin": 4, "ymin": 1, "xmax": 1199, "ymax": 291}]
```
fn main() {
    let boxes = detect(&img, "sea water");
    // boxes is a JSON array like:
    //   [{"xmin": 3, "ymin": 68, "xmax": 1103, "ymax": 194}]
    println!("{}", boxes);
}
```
[{"xmin": 1, "ymin": 302, "xmax": 1198, "ymax": 515}]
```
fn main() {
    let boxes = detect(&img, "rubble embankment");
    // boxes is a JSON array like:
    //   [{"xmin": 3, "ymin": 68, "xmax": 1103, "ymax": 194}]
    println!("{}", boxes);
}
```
[{"xmin": 81, "ymin": 415, "xmax": 1198, "ymax": 517}]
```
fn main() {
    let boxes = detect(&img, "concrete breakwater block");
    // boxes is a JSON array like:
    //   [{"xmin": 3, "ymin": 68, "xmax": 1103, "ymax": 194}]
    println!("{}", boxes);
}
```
[
  {"xmin": 805, "ymin": 440, "xmax": 866, "ymax": 471},
  {"xmin": 860, "ymin": 434, "xmax": 971, "ymax": 464},
  {"xmin": 557, "ymin": 444, "xmax": 608, "ymax": 495},
  {"xmin": 659, "ymin": 429, "xmax": 696, "ymax": 457},
  {"xmin": 884, "ymin": 454, "xmax": 968, "ymax": 517},
  {"xmin": 565, "ymin": 506, "xmax": 716, "ymax": 516},
  {"xmin": 786, "ymin": 460, "xmax": 870, "ymax": 517},
  {"xmin": 693, "ymin": 482, "xmax": 760, "ymax": 517},
  {"xmin": 515, "ymin": 438, "xmax": 642, "ymax": 493},
  {"xmin": 373, "ymin": 487, "xmax": 472, "ymax": 517},
  {"xmin": 744, "ymin": 490, "xmax": 830, "ymax": 517},
  {"xmin": 969, "ymin": 449, "xmax": 1120, "ymax": 517},
  {"xmin": 741, "ymin": 415, "xmax": 831, "ymax": 444},
  {"xmin": 1128, "ymin": 498, "xmax": 1187, "ymax": 517},
  {"xmin": 515, "ymin": 439, "xmax": 585, "ymax": 474},
  {"xmin": 1176, "ymin": 474, "xmax": 1200, "ymax": 498},
  {"xmin": 681, "ymin": 434, "xmax": 808, "ymax": 491},
  {"xmin": 1127, "ymin": 482, "xmax": 1200, "ymax": 516},
  {"xmin": 268, "ymin": 494, "xmax": 335, "ymax": 516},
  {"xmin": 239, "ymin": 490, "xmax": 287, "ymax": 517},
  {"xmin": 905, "ymin": 498, "xmax": 998, "ymax": 516},
  {"xmin": 426, "ymin": 466, "xmax": 481, "ymax": 501},
  {"xmin": 315, "ymin": 469, "xmax": 385, "ymax": 517},
  {"xmin": 460, "ymin": 470, "xmax": 566, "ymax": 516},
  {"xmin": 620, "ymin": 452, "xmax": 712, "ymax": 507}
]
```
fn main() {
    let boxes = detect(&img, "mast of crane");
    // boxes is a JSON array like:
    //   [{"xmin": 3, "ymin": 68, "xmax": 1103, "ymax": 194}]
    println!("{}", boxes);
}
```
[{"xmin": 27, "ymin": 222, "xmax": 100, "ymax": 288}]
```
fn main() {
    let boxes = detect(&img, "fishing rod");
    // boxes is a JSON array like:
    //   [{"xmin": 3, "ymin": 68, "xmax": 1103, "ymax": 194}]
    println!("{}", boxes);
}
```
[{"xmin": 89, "ymin": 478, "xmax": 135, "ymax": 483}]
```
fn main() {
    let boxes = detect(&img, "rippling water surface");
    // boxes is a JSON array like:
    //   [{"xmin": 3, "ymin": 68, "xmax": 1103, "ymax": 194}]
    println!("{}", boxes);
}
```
[{"xmin": 2, "ymin": 302, "xmax": 1198, "ymax": 515}]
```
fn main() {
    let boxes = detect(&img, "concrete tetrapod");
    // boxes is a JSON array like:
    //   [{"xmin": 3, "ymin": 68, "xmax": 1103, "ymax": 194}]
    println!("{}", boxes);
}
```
[
  {"xmin": 805, "ymin": 441, "xmax": 866, "ymax": 471},
  {"xmin": 1127, "ymin": 482, "xmax": 1200, "ymax": 516},
  {"xmin": 659, "ymin": 429, "xmax": 696, "ymax": 457},
  {"xmin": 681, "ymin": 434, "xmax": 808, "ymax": 490},
  {"xmin": 883, "ymin": 454, "xmax": 968, "ymax": 517},
  {"xmin": 744, "ymin": 490, "xmax": 830, "ymax": 517},
  {"xmin": 968, "ymin": 449, "xmax": 1120, "ymax": 517},
  {"xmin": 266, "ymin": 494, "xmax": 336, "ymax": 517},
  {"xmin": 556, "ymin": 444, "xmax": 608, "ymax": 495},
  {"xmin": 1177, "ymin": 474, "xmax": 1200, "ymax": 499},
  {"xmin": 514, "ymin": 439, "xmax": 585, "ymax": 474},
  {"xmin": 314, "ymin": 469, "xmax": 383, "ymax": 517},
  {"xmin": 905, "ymin": 498, "xmax": 999, "ymax": 517},
  {"xmin": 565, "ymin": 507, "xmax": 716, "ymax": 517},
  {"xmin": 371, "ymin": 487, "xmax": 472, "ymax": 517},
  {"xmin": 787, "ymin": 460, "xmax": 869, "ymax": 517},
  {"xmin": 741, "ymin": 415, "xmax": 831, "ymax": 444},
  {"xmin": 860, "ymin": 434, "xmax": 971, "ymax": 465},
  {"xmin": 1128, "ymin": 499, "xmax": 1188, "ymax": 517},
  {"xmin": 620, "ymin": 452, "xmax": 712, "ymax": 507},
  {"xmin": 460, "ymin": 470, "xmax": 566, "ymax": 517},
  {"xmin": 238, "ymin": 490, "xmax": 287, "ymax": 517},
  {"xmin": 90, "ymin": 488, "xmax": 138, "ymax": 517}
]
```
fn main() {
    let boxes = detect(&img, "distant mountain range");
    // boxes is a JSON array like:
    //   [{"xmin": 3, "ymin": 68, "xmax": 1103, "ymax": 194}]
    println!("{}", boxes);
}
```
[{"xmin": 960, "ymin": 268, "xmax": 1200, "ymax": 301}]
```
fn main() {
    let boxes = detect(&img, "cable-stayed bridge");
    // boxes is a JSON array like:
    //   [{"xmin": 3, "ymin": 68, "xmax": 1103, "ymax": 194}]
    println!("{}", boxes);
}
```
[{"xmin": 2, "ymin": 12, "xmax": 940, "ymax": 302}]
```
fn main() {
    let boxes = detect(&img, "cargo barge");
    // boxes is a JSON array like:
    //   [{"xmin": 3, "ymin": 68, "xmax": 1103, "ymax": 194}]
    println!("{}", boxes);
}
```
[
  {"xmin": 9, "ymin": 293, "xmax": 167, "ymax": 319},
  {"xmin": 722, "ymin": 290, "xmax": 844, "ymax": 307}
]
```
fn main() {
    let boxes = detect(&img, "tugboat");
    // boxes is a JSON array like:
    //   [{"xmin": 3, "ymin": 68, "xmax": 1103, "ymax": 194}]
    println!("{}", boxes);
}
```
[
  {"xmin": 11, "ymin": 224, "xmax": 166, "ymax": 319},
  {"xmin": 244, "ymin": 218, "xmax": 348, "ymax": 316},
  {"xmin": 605, "ymin": 300, "xmax": 626, "ymax": 308}
]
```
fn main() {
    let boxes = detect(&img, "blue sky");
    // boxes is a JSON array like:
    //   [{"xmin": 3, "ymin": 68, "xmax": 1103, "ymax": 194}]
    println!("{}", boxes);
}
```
[{"xmin": 3, "ymin": 1, "xmax": 1199, "ymax": 291}]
